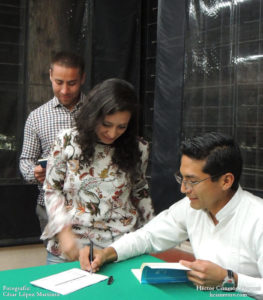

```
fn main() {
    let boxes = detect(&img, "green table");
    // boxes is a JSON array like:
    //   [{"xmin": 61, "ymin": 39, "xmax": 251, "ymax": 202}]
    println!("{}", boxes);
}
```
[{"xmin": 0, "ymin": 255, "xmax": 251, "ymax": 299}]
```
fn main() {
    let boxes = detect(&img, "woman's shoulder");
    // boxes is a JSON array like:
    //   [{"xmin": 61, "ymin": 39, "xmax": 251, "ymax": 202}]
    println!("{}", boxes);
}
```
[
  {"xmin": 57, "ymin": 127, "xmax": 78, "ymax": 138},
  {"xmin": 55, "ymin": 128, "xmax": 78, "ymax": 145},
  {"xmin": 54, "ymin": 128, "xmax": 80, "ymax": 154}
]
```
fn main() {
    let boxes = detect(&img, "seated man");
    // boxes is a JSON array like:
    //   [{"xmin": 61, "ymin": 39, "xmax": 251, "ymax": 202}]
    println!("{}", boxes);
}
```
[{"xmin": 79, "ymin": 132, "xmax": 263, "ymax": 299}]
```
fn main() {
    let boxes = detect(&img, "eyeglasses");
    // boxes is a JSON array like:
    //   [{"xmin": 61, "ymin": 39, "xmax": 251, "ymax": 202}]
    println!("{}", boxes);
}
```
[{"xmin": 174, "ymin": 172, "xmax": 223, "ymax": 191}]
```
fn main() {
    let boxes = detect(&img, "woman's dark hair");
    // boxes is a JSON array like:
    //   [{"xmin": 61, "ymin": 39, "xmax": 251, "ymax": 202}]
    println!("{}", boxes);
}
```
[
  {"xmin": 76, "ymin": 78, "xmax": 141, "ymax": 183},
  {"xmin": 180, "ymin": 132, "xmax": 243, "ymax": 191}
]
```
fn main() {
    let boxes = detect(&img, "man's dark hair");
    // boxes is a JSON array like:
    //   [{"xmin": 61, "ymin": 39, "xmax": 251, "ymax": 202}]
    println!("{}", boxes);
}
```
[
  {"xmin": 76, "ymin": 78, "xmax": 141, "ymax": 183},
  {"xmin": 50, "ymin": 51, "xmax": 85, "ymax": 76},
  {"xmin": 180, "ymin": 132, "xmax": 243, "ymax": 191}
]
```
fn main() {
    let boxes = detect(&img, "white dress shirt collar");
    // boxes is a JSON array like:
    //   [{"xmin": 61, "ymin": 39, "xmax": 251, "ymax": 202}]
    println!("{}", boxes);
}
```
[{"xmin": 215, "ymin": 186, "xmax": 242, "ymax": 223}]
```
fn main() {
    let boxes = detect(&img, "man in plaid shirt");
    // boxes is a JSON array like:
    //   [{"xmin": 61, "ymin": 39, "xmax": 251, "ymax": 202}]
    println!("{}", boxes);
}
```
[{"xmin": 19, "ymin": 51, "xmax": 86, "ymax": 236}]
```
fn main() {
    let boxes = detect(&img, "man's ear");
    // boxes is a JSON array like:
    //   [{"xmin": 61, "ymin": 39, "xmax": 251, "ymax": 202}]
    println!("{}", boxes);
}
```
[
  {"xmin": 221, "ymin": 173, "xmax": 235, "ymax": 191},
  {"xmin": 49, "ymin": 68, "xmax": 52, "ymax": 82}
]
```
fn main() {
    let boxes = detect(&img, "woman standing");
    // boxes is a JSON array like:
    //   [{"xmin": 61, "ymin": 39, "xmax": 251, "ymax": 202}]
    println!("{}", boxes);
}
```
[{"xmin": 42, "ymin": 78, "xmax": 154, "ymax": 264}]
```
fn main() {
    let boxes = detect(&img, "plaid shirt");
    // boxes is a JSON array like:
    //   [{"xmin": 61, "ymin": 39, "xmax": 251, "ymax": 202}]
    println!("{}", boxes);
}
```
[{"xmin": 19, "ymin": 93, "xmax": 85, "ymax": 206}]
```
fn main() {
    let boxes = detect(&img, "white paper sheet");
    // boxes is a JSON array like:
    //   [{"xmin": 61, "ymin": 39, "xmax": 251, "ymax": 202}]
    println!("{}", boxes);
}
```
[
  {"xmin": 131, "ymin": 269, "xmax": 142, "ymax": 282},
  {"xmin": 30, "ymin": 268, "xmax": 108, "ymax": 295}
]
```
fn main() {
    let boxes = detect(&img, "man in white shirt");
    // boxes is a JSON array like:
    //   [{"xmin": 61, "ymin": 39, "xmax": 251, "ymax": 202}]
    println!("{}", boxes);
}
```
[{"xmin": 79, "ymin": 132, "xmax": 263, "ymax": 299}]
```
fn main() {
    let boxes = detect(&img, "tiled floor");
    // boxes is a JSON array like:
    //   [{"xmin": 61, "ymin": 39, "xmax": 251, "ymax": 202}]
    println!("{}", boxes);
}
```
[{"xmin": 0, "ymin": 243, "xmax": 46, "ymax": 271}]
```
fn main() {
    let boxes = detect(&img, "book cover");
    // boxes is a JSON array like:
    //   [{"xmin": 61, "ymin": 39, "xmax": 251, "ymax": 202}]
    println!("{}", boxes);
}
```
[{"xmin": 132, "ymin": 262, "xmax": 190, "ymax": 284}]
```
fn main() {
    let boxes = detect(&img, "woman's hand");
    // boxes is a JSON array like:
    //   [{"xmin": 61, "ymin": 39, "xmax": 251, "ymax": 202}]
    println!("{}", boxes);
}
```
[{"xmin": 58, "ymin": 226, "xmax": 80, "ymax": 261}]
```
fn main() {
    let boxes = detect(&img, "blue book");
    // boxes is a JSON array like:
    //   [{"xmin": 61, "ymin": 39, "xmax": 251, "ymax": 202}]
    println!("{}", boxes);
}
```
[{"xmin": 132, "ymin": 262, "xmax": 190, "ymax": 284}]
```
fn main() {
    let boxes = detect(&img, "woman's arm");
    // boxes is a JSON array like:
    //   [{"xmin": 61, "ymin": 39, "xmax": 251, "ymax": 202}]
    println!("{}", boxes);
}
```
[
  {"xmin": 41, "ymin": 130, "xmax": 79, "ymax": 260},
  {"xmin": 131, "ymin": 139, "xmax": 154, "ymax": 226}
]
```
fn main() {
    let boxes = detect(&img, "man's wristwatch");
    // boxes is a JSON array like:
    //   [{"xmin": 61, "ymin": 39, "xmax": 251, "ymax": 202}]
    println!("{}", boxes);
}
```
[{"xmin": 221, "ymin": 270, "xmax": 236, "ymax": 291}]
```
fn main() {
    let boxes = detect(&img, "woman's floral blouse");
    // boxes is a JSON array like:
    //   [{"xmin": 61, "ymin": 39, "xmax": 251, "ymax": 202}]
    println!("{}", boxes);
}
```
[{"xmin": 41, "ymin": 128, "xmax": 154, "ymax": 258}]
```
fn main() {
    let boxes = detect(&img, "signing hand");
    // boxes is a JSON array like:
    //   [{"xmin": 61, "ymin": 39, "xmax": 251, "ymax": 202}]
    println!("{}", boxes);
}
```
[
  {"xmin": 58, "ymin": 226, "xmax": 80, "ymax": 261},
  {"xmin": 180, "ymin": 259, "xmax": 227, "ymax": 287},
  {"xmin": 79, "ymin": 246, "xmax": 118, "ymax": 273},
  {"xmin": 34, "ymin": 165, "xmax": 46, "ymax": 183}
]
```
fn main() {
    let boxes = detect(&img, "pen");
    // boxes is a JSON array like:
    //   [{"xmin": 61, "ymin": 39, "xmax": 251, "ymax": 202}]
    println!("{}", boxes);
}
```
[
  {"xmin": 107, "ymin": 275, "xmax": 114, "ymax": 285},
  {"xmin": 89, "ymin": 241, "xmax": 93, "ymax": 274}
]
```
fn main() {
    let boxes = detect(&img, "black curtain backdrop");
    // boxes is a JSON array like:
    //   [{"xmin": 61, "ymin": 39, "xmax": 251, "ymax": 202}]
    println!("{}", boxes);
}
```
[
  {"xmin": 0, "ymin": 185, "xmax": 40, "ymax": 246},
  {"xmin": 91, "ymin": 0, "xmax": 141, "ymax": 91},
  {"xmin": 66, "ymin": 0, "xmax": 141, "ymax": 93},
  {"xmin": 151, "ymin": 1, "xmax": 186, "ymax": 213}
]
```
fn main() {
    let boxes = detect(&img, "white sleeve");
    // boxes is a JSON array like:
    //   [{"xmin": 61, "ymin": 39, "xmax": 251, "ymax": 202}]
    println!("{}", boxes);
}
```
[
  {"xmin": 237, "ymin": 274, "xmax": 263, "ymax": 299},
  {"xmin": 110, "ymin": 199, "xmax": 189, "ymax": 261},
  {"xmin": 236, "ymin": 226, "xmax": 263, "ymax": 299}
]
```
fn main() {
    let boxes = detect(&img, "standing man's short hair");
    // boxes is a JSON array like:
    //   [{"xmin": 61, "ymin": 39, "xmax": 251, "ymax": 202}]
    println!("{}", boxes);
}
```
[
  {"xmin": 50, "ymin": 51, "xmax": 85, "ymax": 76},
  {"xmin": 180, "ymin": 132, "xmax": 243, "ymax": 191}
]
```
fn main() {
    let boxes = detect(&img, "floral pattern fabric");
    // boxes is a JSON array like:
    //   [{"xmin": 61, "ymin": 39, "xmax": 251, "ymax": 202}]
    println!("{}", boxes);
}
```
[{"xmin": 41, "ymin": 128, "xmax": 154, "ymax": 258}]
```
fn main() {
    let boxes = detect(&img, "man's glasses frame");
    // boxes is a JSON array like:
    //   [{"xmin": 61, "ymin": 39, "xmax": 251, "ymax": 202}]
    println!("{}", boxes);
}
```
[{"xmin": 174, "ymin": 172, "xmax": 223, "ymax": 190}]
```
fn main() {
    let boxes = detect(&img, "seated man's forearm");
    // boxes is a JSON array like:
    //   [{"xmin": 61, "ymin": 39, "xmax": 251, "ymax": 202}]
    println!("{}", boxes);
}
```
[{"xmin": 102, "ymin": 247, "xmax": 118, "ymax": 264}]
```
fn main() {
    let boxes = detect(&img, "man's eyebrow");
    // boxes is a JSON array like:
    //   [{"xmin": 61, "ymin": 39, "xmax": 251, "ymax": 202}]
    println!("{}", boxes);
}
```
[{"xmin": 180, "ymin": 174, "xmax": 199, "ymax": 180}]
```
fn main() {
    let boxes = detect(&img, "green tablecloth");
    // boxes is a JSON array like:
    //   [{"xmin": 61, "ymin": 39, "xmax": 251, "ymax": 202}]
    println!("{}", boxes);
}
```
[{"xmin": 0, "ymin": 254, "xmax": 251, "ymax": 299}]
